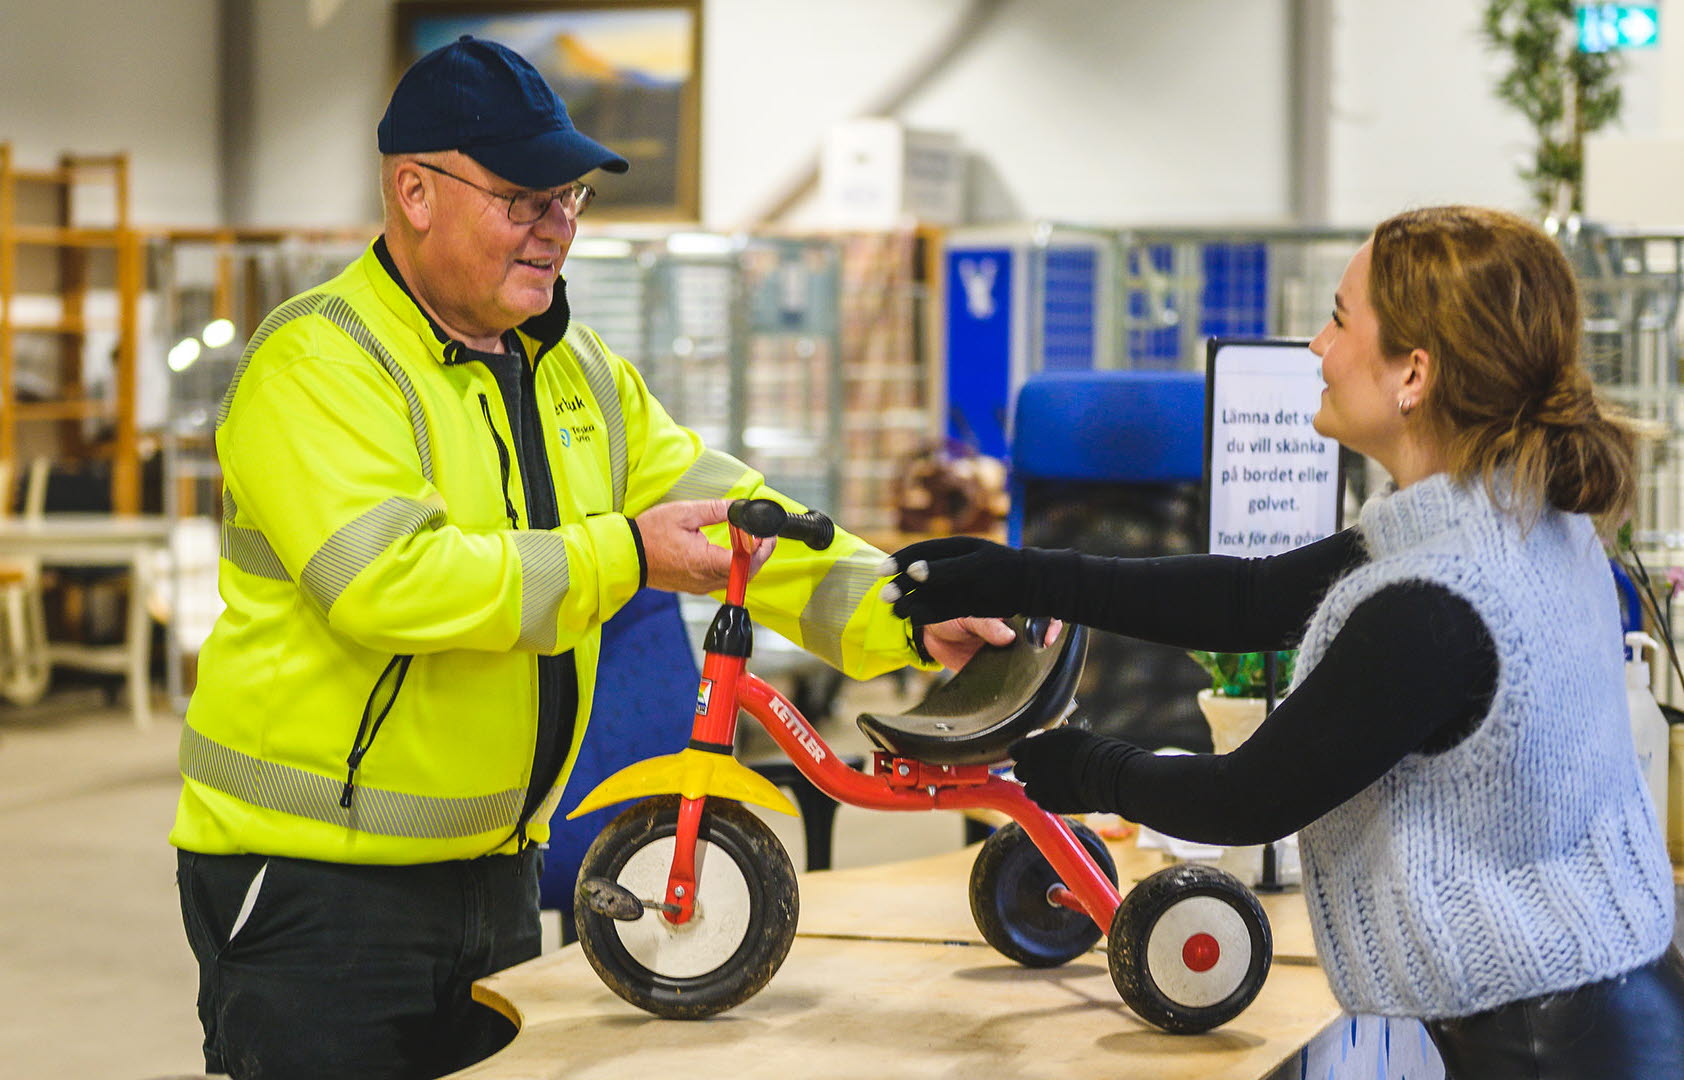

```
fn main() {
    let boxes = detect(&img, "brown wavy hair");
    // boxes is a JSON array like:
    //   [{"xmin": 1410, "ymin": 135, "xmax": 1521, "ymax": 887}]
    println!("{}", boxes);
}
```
[{"xmin": 1368, "ymin": 205, "xmax": 1634, "ymax": 529}]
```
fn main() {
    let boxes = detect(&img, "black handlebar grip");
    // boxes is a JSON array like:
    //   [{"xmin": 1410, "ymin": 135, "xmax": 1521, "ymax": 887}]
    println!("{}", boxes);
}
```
[
  {"xmin": 779, "ymin": 510, "xmax": 835, "ymax": 551},
  {"xmin": 727, "ymin": 499, "xmax": 788, "ymax": 538},
  {"xmin": 727, "ymin": 499, "xmax": 835, "ymax": 550}
]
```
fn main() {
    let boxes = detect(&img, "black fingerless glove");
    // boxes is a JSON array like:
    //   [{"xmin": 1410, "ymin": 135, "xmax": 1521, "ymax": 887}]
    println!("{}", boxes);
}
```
[
  {"xmin": 1008, "ymin": 727, "xmax": 1147, "ymax": 814},
  {"xmin": 881, "ymin": 536, "xmax": 1027, "ymax": 624},
  {"xmin": 882, "ymin": 537, "xmax": 1087, "ymax": 626}
]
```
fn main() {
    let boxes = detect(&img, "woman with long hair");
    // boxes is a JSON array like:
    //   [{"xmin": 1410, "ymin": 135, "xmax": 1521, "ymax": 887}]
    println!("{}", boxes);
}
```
[{"xmin": 882, "ymin": 206, "xmax": 1684, "ymax": 1077}]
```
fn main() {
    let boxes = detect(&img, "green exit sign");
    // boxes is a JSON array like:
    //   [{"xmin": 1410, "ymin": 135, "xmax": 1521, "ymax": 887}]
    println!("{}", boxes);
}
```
[{"xmin": 1578, "ymin": 4, "xmax": 1661, "ymax": 52}]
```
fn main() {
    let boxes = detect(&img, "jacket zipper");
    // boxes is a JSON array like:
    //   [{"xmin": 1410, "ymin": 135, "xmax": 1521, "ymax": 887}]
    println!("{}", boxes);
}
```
[
  {"xmin": 503, "ymin": 354, "xmax": 575, "ymax": 858},
  {"xmin": 340, "ymin": 653, "xmax": 415, "ymax": 809},
  {"xmin": 474, "ymin": 347, "xmax": 579, "ymax": 862},
  {"xmin": 477, "ymin": 394, "xmax": 521, "ymax": 528}
]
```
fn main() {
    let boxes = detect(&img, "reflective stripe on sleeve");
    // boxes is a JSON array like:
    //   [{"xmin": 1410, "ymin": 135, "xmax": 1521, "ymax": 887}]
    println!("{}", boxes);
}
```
[
  {"xmin": 564, "ymin": 326, "xmax": 628, "ymax": 512},
  {"xmin": 217, "ymin": 288, "xmax": 443, "ymax": 589},
  {"xmin": 510, "ymin": 530, "xmax": 571, "ymax": 652},
  {"xmin": 222, "ymin": 527, "xmax": 292, "ymax": 582},
  {"xmin": 180, "ymin": 725, "xmax": 526, "ymax": 839},
  {"xmin": 220, "ymin": 491, "xmax": 292, "ymax": 582},
  {"xmin": 300, "ymin": 497, "xmax": 446, "ymax": 615},
  {"xmin": 797, "ymin": 549, "xmax": 885, "ymax": 670},
  {"xmin": 217, "ymin": 292, "xmax": 330, "ymax": 431},
  {"xmin": 656, "ymin": 448, "xmax": 754, "ymax": 504},
  {"xmin": 216, "ymin": 291, "xmax": 436, "ymax": 482},
  {"xmin": 317, "ymin": 296, "xmax": 436, "ymax": 485}
]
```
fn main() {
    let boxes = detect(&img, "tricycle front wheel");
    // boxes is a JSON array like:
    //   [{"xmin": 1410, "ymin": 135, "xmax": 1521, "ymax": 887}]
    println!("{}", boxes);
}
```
[{"xmin": 574, "ymin": 795, "xmax": 798, "ymax": 1019}]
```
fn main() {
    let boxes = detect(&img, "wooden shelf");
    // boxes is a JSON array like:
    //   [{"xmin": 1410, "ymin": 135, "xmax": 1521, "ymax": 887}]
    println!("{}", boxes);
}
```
[
  {"xmin": 0, "ymin": 143, "xmax": 142, "ymax": 513},
  {"xmin": 10, "ymin": 167, "xmax": 71, "ymax": 185},
  {"xmin": 8, "ymin": 225, "xmax": 124, "ymax": 248},
  {"xmin": 6, "ymin": 317, "xmax": 107, "ymax": 335},
  {"xmin": 15, "ymin": 399, "xmax": 110, "ymax": 422}
]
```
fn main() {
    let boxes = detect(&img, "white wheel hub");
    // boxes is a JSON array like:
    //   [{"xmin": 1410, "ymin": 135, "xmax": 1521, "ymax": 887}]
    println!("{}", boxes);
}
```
[
  {"xmin": 1143, "ymin": 895, "xmax": 1253, "ymax": 1008},
  {"xmin": 611, "ymin": 836, "xmax": 752, "ymax": 979}
]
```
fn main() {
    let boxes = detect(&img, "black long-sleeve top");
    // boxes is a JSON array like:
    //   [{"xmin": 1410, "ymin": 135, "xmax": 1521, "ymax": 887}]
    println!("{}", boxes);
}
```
[{"xmin": 1028, "ymin": 529, "xmax": 1499, "ymax": 845}]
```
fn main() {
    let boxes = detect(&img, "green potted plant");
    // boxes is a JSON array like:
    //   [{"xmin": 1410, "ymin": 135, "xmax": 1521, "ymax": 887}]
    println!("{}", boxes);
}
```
[
  {"xmin": 1187, "ymin": 650, "xmax": 1296, "ymax": 754},
  {"xmin": 1481, "ymin": 0, "xmax": 1625, "ymax": 220}
]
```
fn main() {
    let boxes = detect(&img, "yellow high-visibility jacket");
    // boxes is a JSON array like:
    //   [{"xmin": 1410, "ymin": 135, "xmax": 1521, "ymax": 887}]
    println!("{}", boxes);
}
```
[{"xmin": 170, "ymin": 240, "xmax": 925, "ymax": 865}]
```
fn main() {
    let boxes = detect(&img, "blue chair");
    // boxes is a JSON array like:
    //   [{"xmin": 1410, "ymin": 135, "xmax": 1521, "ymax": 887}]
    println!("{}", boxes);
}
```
[
  {"xmin": 1009, "ymin": 370, "xmax": 1206, "ymax": 541},
  {"xmin": 1010, "ymin": 370, "xmax": 1213, "ymax": 752},
  {"xmin": 542, "ymin": 588, "xmax": 853, "ymax": 929},
  {"xmin": 541, "ymin": 588, "xmax": 695, "ymax": 918}
]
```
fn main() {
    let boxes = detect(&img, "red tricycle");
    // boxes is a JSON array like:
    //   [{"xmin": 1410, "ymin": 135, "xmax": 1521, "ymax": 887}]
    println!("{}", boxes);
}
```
[{"xmin": 568, "ymin": 499, "xmax": 1271, "ymax": 1034}]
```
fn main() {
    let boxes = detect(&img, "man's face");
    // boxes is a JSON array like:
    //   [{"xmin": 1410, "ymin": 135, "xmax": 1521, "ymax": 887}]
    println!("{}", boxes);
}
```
[{"xmin": 420, "ymin": 152, "xmax": 576, "ymax": 338}]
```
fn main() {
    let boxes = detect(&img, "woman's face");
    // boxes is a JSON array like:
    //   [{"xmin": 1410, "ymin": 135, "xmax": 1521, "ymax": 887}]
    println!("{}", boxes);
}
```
[{"xmin": 1308, "ymin": 241, "xmax": 1412, "ymax": 462}]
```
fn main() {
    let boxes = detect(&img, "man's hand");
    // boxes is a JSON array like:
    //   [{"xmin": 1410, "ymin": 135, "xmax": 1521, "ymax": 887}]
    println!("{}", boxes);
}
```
[
  {"xmin": 921, "ymin": 616, "xmax": 1021, "ymax": 670},
  {"xmin": 635, "ymin": 499, "xmax": 774, "ymax": 594}
]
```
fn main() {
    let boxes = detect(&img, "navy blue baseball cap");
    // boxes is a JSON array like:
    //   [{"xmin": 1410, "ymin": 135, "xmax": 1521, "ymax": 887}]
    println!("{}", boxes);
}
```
[{"xmin": 378, "ymin": 35, "xmax": 628, "ymax": 188}]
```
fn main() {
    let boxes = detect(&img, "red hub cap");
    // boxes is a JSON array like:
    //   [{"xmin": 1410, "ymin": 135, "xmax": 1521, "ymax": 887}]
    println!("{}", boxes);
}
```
[{"xmin": 1182, "ymin": 932, "xmax": 1220, "ymax": 973}]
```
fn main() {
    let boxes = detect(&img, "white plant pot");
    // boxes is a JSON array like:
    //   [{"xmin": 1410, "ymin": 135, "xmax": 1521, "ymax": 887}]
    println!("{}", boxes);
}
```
[
  {"xmin": 1196, "ymin": 688, "xmax": 1268, "ymax": 755},
  {"xmin": 1194, "ymin": 689, "xmax": 1299, "ymax": 887}
]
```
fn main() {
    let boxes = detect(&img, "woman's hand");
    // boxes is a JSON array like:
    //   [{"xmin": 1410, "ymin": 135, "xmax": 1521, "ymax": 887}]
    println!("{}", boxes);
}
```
[
  {"xmin": 878, "ymin": 536, "xmax": 1027, "ymax": 624},
  {"xmin": 1009, "ymin": 727, "xmax": 1117, "ymax": 813}
]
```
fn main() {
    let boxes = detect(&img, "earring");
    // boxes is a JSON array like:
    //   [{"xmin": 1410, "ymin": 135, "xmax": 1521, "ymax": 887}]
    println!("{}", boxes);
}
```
[{"xmin": 1398, "ymin": 398, "xmax": 1413, "ymax": 416}]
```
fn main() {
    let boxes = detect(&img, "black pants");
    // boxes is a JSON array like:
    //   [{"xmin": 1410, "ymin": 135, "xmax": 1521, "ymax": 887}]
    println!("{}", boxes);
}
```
[
  {"xmin": 177, "ymin": 848, "xmax": 543, "ymax": 1080},
  {"xmin": 1425, "ymin": 947, "xmax": 1684, "ymax": 1079}
]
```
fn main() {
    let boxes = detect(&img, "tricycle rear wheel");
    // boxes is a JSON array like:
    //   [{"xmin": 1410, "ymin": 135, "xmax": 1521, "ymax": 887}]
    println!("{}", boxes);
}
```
[
  {"xmin": 968, "ymin": 819, "xmax": 1117, "ymax": 967},
  {"xmin": 1109, "ymin": 863, "xmax": 1271, "ymax": 1034}
]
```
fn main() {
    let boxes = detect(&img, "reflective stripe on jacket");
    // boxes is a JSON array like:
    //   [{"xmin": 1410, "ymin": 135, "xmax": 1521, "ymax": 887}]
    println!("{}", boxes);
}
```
[{"xmin": 170, "ymin": 241, "xmax": 925, "ymax": 864}]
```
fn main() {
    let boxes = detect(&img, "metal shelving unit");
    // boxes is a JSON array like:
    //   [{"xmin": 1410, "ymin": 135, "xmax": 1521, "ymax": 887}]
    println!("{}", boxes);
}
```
[{"xmin": 1565, "ymin": 226, "xmax": 1684, "ymax": 706}]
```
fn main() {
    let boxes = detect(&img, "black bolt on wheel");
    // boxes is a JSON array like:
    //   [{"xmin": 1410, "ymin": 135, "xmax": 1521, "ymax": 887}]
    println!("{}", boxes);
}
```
[
  {"xmin": 969, "ymin": 819, "xmax": 1118, "ymax": 967},
  {"xmin": 573, "ymin": 795, "xmax": 799, "ymax": 1019},
  {"xmin": 1108, "ymin": 863, "xmax": 1271, "ymax": 1034}
]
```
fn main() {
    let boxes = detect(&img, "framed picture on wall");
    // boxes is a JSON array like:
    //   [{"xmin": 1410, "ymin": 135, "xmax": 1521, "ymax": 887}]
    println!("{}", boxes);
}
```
[{"xmin": 395, "ymin": 1, "xmax": 702, "ymax": 221}]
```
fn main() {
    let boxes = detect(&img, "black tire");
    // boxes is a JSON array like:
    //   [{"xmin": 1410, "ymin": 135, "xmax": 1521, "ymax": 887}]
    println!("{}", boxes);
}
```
[
  {"xmin": 968, "ymin": 819, "xmax": 1118, "ymax": 967},
  {"xmin": 1108, "ymin": 863, "xmax": 1271, "ymax": 1034},
  {"xmin": 573, "ymin": 796, "xmax": 799, "ymax": 1019}
]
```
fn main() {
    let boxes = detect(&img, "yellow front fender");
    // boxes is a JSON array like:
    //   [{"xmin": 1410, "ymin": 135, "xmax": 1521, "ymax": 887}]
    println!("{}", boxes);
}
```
[{"xmin": 565, "ymin": 748, "xmax": 800, "ymax": 819}]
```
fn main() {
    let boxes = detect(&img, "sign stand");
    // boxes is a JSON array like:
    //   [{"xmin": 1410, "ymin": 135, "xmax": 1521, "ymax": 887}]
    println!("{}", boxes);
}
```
[{"xmin": 1203, "ymin": 338, "xmax": 1348, "ymax": 892}]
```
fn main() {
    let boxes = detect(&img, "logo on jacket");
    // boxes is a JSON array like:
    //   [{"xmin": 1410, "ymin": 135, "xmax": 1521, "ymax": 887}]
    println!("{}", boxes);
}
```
[{"xmin": 560, "ymin": 421, "xmax": 597, "ymax": 446}]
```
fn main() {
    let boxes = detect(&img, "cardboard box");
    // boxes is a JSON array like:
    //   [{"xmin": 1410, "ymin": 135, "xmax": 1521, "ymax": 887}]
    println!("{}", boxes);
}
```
[{"xmin": 821, "ymin": 118, "xmax": 964, "ymax": 228}]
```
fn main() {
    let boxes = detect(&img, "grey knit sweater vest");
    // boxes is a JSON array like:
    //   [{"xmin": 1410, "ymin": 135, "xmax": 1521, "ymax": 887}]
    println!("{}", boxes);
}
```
[{"xmin": 1293, "ymin": 473, "xmax": 1673, "ymax": 1018}]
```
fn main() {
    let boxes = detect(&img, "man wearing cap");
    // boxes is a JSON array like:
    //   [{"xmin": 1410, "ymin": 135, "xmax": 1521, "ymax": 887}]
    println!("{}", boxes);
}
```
[{"xmin": 169, "ymin": 36, "xmax": 1007, "ymax": 1080}]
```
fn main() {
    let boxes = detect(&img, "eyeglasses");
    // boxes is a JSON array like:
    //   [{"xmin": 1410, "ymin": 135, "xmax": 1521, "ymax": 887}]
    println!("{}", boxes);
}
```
[{"xmin": 414, "ymin": 161, "xmax": 594, "ymax": 223}]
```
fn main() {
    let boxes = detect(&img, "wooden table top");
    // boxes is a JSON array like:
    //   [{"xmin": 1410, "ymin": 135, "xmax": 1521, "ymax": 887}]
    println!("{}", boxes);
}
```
[
  {"xmin": 793, "ymin": 842, "xmax": 1322, "ymax": 964},
  {"xmin": 452, "ymin": 840, "xmax": 1341, "ymax": 1079}
]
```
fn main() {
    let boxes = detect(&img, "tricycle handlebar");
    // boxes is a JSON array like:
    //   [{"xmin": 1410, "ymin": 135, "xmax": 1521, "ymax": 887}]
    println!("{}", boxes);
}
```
[{"xmin": 728, "ymin": 498, "xmax": 835, "ymax": 550}]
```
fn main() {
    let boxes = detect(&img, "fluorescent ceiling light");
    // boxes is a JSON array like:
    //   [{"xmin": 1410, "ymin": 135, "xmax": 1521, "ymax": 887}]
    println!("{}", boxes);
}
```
[
  {"xmin": 168, "ymin": 337, "xmax": 202, "ymax": 372},
  {"xmin": 201, "ymin": 318, "xmax": 236, "ymax": 349}
]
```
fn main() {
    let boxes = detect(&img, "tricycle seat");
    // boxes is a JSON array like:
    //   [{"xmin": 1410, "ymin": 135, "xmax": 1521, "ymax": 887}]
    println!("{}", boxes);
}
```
[{"xmin": 856, "ymin": 616, "xmax": 1088, "ymax": 766}]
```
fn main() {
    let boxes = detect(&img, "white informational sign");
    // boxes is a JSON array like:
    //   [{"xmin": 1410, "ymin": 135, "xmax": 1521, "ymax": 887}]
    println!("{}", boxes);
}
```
[{"xmin": 1206, "ymin": 339, "xmax": 1342, "ymax": 556}]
